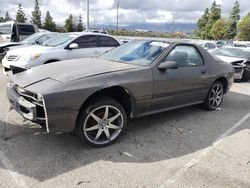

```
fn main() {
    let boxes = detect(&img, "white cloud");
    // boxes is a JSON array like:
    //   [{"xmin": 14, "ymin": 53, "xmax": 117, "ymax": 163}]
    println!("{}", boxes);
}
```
[{"xmin": 0, "ymin": 0, "xmax": 249, "ymax": 26}]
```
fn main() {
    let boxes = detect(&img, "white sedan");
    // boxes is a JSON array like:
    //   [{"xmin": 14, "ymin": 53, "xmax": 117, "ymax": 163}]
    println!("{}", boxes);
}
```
[{"xmin": 2, "ymin": 32, "xmax": 120, "ymax": 75}]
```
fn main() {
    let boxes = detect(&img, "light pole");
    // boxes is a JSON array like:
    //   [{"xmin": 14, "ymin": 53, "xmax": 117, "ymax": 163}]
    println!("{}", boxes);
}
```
[
  {"xmin": 86, "ymin": 0, "xmax": 89, "ymax": 31},
  {"xmin": 171, "ymin": 15, "xmax": 175, "ymax": 36},
  {"xmin": 116, "ymin": 1, "xmax": 119, "ymax": 33}
]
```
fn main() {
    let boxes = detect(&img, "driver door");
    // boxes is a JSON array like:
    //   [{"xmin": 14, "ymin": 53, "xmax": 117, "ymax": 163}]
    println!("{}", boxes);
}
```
[
  {"xmin": 67, "ymin": 35, "xmax": 100, "ymax": 59},
  {"xmin": 151, "ymin": 45, "xmax": 210, "ymax": 111}
]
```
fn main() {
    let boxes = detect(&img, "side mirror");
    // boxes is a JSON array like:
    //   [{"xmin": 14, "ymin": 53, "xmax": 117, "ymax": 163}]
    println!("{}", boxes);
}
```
[
  {"xmin": 158, "ymin": 61, "xmax": 178, "ymax": 70},
  {"xmin": 69, "ymin": 43, "xmax": 79, "ymax": 49}
]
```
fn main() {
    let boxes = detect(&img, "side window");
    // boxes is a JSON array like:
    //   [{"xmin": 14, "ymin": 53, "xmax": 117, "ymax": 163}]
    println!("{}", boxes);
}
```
[
  {"xmin": 204, "ymin": 43, "xmax": 210, "ymax": 48},
  {"xmin": 18, "ymin": 25, "xmax": 35, "ymax": 35},
  {"xmin": 164, "ymin": 45, "xmax": 203, "ymax": 67},
  {"xmin": 73, "ymin": 35, "xmax": 98, "ymax": 48},
  {"xmin": 99, "ymin": 36, "xmax": 119, "ymax": 47},
  {"xmin": 209, "ymin": 43, "xmax": 216, "ymax": 49}
]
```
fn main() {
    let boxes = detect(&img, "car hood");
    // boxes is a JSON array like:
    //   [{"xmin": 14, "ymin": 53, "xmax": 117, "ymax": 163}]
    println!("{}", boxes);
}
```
[
  {"xmin": 11, "ymin": 58, "xmax": 141, "ymax": 88},
  {"xmin": 0, "ymin": 42, "xmax": 22, "ymax": 48},
  {"xmin": 7, "ymin": 45, "xmax": 53, "ymax": 56},
  {"xmin": 215, "ymin": 55, "xmax": 246, "ymax": 63}
]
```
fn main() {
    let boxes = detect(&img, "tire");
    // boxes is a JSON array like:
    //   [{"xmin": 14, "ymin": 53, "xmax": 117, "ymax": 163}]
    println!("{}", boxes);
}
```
[
  {"xmin": 76, "ymin": 97, "xmax": 127, "ymax": 147},
  {"xmin": 203, "ymin": 81, "xmax": 224, "ymax": 111}
]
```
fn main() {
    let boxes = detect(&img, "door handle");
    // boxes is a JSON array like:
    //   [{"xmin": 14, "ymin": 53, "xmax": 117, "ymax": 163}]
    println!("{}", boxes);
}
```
[{"xmin": 201, "ymin": 67, "xmax": 206, "ymax": 74}]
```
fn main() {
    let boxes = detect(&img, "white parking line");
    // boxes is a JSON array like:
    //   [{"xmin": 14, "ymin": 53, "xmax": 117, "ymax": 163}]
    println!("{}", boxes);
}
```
[
  {"xmin": 161, "ymin": 112, "xmax": 250, "ymax": 187},
  {"xmin": 0, "ymin": 151, "xmax": 27, "ymax": 188}
]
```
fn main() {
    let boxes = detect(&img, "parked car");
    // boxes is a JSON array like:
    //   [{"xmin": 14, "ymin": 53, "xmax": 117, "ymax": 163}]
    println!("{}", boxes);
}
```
[
  {"xmin": 0, "ymin": 21, "xmax": 39, "ymax": 43},
  {"xmin": 212, "ymin": 47, "xmax": 250, "ymax": 81},
  {"xmin": 216, "ymin": 40, "xmax": 234, "ymax": 48},
  {"xmin": 7, "ymin": 41, "xmax": 234, "ymax": 147},
  {"xmin": 0, "ymin": 32, "xmax": 58, "ymax": 62},
  {"xmin": 199, "ymin": 41, "xmax": 217, "ymax": 51},
  {"xmin": 2, "ymin": 32, "xmax": 120, "ymax": 75}
]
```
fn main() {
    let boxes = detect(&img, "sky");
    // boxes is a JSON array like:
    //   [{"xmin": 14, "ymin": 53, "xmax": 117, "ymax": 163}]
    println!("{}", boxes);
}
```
[{"xmin": 0, "ymin": 0, "xmax": 249, "ymax": 26}]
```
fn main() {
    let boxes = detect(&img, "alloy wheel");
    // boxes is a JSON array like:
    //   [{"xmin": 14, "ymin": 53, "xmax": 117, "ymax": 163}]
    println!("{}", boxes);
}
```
[
  {"xmin": 209, "ymin": 83, "xmax": 223, "ymax": 109},
  {"xmin": 83, "ymin": 105, "xmax": 124, "ymax": 145}
]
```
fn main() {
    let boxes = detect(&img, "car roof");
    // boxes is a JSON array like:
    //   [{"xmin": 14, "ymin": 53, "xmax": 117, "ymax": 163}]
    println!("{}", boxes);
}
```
[
  {"xmin": 222, "ymin": 46, "xmax": 249, "ymax": 50},
  {"xmin": 65, "ymin": 31, "xmax": 115, "ymax": 38}
]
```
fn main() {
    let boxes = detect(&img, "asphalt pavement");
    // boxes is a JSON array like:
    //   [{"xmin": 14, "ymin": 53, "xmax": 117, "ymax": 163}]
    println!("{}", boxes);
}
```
[{"xmin": 0, "ymin": 67, "xmax": 249, "ymax": 188}]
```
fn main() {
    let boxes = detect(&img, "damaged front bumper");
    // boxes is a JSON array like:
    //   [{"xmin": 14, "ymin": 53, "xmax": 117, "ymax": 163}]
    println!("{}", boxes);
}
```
[
  {"xmin": 6, "ymin": 82, "xmax": 49, "ymax": 132},
  {"xmin": 232, "ymin": 60, "xmax": 250, "ymax": 80}
]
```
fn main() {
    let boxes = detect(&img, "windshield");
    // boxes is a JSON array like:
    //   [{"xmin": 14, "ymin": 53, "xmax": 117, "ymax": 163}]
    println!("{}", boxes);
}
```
[
  {"xmin": 0, "ymin": 24, "xmax": 12, "ymax": 34},
  {"xmin": 21, "ymin": 33, "xmax": 43, "ymax": 44},
  {"xmin": 100, "ymin": 40, "xmax": 169, "ymax": 66},
  {"xmin": 213, "ymin": 48, "xmax": 250, "ymax": 59},
  {"xmin": 41, "ymin": 34, "xmax": 74, "ymax": 47}
]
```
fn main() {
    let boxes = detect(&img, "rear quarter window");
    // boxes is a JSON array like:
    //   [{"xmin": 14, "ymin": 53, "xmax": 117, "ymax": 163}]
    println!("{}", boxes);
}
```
[{"xmin": 99, "ymin": 36, "xmax": 119, "ymax": 47}]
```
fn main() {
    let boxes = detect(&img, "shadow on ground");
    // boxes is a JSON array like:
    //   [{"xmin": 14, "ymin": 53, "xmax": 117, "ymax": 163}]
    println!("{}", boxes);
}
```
[{"xmin": 0, "ymin": 92, "xmax": 249, "ymax": 182}]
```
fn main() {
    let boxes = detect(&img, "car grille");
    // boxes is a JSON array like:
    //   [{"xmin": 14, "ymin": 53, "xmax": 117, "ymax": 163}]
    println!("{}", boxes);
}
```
[{"xmin": 7, "ymin": 55, "xmax": 18, "ymax": 61}]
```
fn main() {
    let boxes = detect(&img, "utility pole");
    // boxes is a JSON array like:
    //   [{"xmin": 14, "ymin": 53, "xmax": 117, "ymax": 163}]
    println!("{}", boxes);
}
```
[
  {"xmin": 86, "ymin": 0, "xmax": 89, "ymax": 31},
  {"xmin": 171, "ymin": 15, "xmax": 175, "ymax": 36},
  {"xmin": 116, "ymin": 1, "xmax": 119, "ymax": 33}
]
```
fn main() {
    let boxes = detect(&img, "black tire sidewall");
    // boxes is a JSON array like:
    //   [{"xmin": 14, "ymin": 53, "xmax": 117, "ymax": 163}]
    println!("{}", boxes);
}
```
[{"xmin": 77, "ymin": 97, "xmax": 127, "ymax": 147}]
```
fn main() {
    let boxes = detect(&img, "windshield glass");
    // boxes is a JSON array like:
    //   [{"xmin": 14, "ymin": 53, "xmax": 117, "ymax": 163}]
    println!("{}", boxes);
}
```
[
  {"xmin": 21, "ymin": 33, "xmax": 43, "ymax": 44},
  {"xmin": 213, "ymin": 48, "xmax": 250, "ymax": 59},
  {"xmin": 100, "ymin": 40, "xmax": 169, "ymax": 66},
  {"xmin": 0, "ymin": 24, "xmax": 11, "ymax": 34},
  {"xmin": 41, "ymin": 34, "xmax": 74, "ymax": 47}
]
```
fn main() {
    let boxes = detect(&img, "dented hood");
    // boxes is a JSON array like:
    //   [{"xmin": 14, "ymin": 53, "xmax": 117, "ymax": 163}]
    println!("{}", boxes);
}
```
[{"xmin": 11, "ymin": 58, "xmax": 141, "ymax": 87}]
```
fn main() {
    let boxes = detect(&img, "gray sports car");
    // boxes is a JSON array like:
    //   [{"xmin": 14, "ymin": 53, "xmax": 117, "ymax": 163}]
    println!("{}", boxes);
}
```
[{"xmin": 7, "ymin": 40, "xmax": 234, "ymax": 147}]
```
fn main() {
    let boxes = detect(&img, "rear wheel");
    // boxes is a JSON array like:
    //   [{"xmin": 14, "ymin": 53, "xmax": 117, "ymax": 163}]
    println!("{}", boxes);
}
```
[
  {"xmin": 77, "ymin": 97, "xmax": 127, "ymax": 147},
  {"xmin": 203, "ymin": 81, "xmax": 224, "ymax": 111}
]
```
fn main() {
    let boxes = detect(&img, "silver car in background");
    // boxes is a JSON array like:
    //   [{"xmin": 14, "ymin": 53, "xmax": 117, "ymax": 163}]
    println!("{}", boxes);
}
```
[
  {"xmin": 2, "ymin": 32, "xmax": 120, "ymax": 75},
  {"xmin": 212, "ymin": 47, "xmax": 250, "ymax": 81},
  {"xmin": 0, "ymin": 32, "xmax": 58, "ymax": 62}
]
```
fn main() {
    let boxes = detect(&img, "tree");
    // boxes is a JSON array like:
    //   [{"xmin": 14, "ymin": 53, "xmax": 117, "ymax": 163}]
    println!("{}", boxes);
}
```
[
  {"xmin": 5, "ymin": 11, "xmax": 12, "ymax": 21},
  {"xmin": 43, "ymin": 11, "xmax": 56, "ymax": 31},
  {"xmin": 64, "ymin": 14, "xmax": 74, "ymax": 32},
  {"xmin": 0, "ymin": 17, "xmax": 4, "ymax": 23},
  {"xmin": 211, "ymin": 19, "xmax": 227, "ymax": 40},
  {"xmin": 16, "ymin": 3, "xmax": 26, "ymax": 23},
  {"xmin": 196, "ymin": 8, "xmax": 210, "ymax": 39},
  {"xmin": 31, "ymin": 0, "xmax": 42, "ymax": 28},
  {"xmin": 237, "ymin": 15, "xmax": 250, "ymax": 41},
  {"xmin": 77, "ymin": 15, "xmax": 83, "ymax": 31},
  {"xmin": 207, "ymin": 1, "xmax": 221, "ymax": 39},
  {"xmin": 226, "ymin": 1, "xmax": 240, "ymax": 39}
]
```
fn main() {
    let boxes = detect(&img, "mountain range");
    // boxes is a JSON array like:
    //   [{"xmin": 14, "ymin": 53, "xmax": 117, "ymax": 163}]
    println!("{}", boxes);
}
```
[{"xmin": 97, "ymin": 23, "xmax": 197, "ymax": 34}]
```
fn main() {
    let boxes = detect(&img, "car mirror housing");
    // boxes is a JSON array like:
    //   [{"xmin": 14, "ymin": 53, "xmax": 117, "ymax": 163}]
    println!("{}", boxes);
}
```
[
  {"xmin": 69, "ymin": 43, "xmax": 79, "ymax": 49},
  {"xmin": 158, "ymin": 61, "xmax": 178, "ymax": 70}
]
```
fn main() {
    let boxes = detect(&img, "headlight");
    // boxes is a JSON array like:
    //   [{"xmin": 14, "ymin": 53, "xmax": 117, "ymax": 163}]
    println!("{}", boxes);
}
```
[
  {"xmin": 16, "ymin": 54, "xmax": 41, "ymax": 61},
  {"xmin": 37, "ymin": 94, "xmax": 43, "ymax": 102}
]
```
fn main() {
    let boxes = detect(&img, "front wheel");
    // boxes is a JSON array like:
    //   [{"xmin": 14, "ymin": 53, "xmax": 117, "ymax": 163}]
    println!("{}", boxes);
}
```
[
  {"xmin": 203, "ymin": 81, "xmax": 224, "ymax": 111},
  {"xmin": 76, "ymin": 97, "xmax": 127, "ymax": 147}
]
